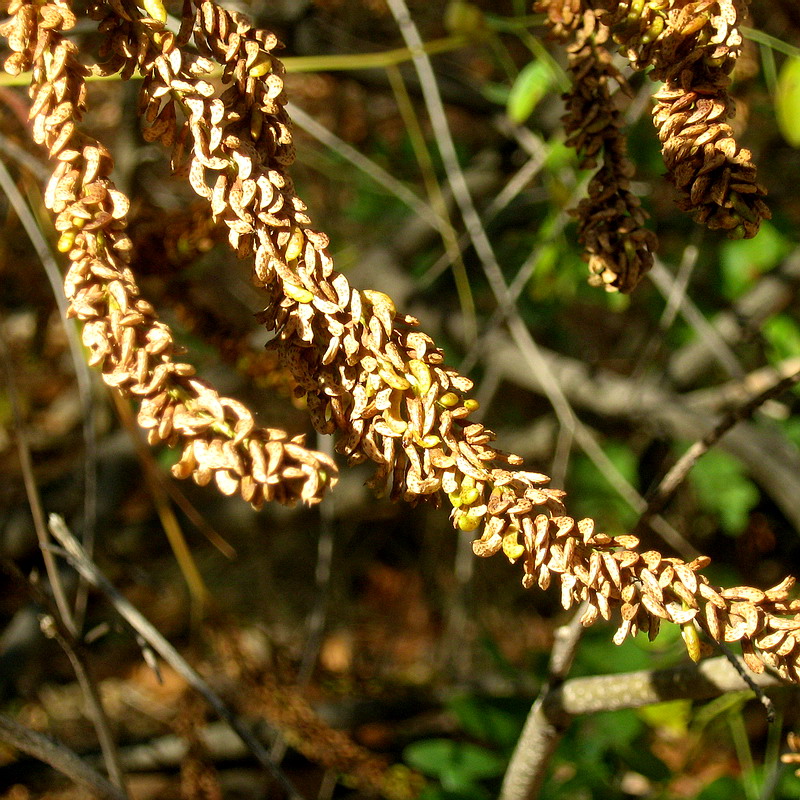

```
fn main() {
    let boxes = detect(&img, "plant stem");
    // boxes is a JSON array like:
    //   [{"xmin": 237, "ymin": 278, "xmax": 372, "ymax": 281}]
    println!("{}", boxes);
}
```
[{"xmin": 0, "ymin": 35, "xmax": 469, "ymax": 87}]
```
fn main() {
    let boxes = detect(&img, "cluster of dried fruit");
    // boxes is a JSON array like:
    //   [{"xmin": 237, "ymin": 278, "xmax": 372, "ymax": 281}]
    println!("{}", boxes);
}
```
[
  {"xmin": 0, "ymin": 0, "xmax": 336, "ymax": 508},
  {"xmin": 539, "ymin": 0, "xmax": 769, "ymax": 291},
  {"xmin": 2, "ymin": 0, "xmax": 799, "ymax": 683},
  {"xmin": 538, "ymin": 1, "xmax": 657, "ymax": 292}
]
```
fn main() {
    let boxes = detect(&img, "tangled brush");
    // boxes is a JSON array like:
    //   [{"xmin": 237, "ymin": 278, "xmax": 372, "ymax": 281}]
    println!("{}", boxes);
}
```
[{"xmin": 1, "ymin": 0, "xmax": 798, "ymax": 691}]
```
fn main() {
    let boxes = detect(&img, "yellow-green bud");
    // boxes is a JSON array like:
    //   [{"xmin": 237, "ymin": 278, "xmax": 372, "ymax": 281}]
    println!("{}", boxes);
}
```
[{"xmin": 284, "ymin": 283, "xmax": 314, "ymax": 303}]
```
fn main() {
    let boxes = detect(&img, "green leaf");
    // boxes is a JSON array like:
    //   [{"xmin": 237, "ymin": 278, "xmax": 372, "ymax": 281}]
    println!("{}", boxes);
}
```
[
  {"xmin": 691, "ymin": 691, "xmax": 753, "ymax": 733},
  {"xmin": 763, "ymin": 313, "xmax": 800, "ymax": 362},
  {"xmin": 637, "ymin": 700, "xmax": 692, "ymax": 738},
  {"xmin": 446, "ymin": 695, "xmax": 527, "ymax": 752},
  {"xmin": 420, "ymin": 785, "xmax": 489, "ymax": 800},
  {"xmin": 507, "ymin": 59, "xmax": 554, "ymax": 124},
  {"xmin": 688, "ymin": 450, "xmax": 758, "ymax": 536},
  {"xmin": 776, "ymin": 56, "xmax": 800, "ymax": 148},
  {"xmin": 696, "ymin": 775, "xmax": 747, "ymax": 800},
  {"xmin": 403, "ymin": 739, "xmax": 506, "ymax": 790},
  {"xmin": 720, "ymin": 221, "xmax": 790, "ymax": 298}
]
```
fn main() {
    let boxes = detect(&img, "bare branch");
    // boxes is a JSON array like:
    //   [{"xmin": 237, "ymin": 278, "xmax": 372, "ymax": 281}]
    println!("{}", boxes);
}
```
[
  {"xmin": 46, "ymin": 515, "xmax": 306, "ymax": 800},
  {"xmin": 0, "ymin": 713, "xmax": 127, "ymax": 800},
  {"xmin": 639, "ymin": 367, "xmax": 800, "ymax": 526},
  {"xmin": 500, "ymin": 654, "xmax": 789, "ymax": 800},
  {"xmin": 501, "ymin": 606, "xmax": 588, "ymax": 800}
]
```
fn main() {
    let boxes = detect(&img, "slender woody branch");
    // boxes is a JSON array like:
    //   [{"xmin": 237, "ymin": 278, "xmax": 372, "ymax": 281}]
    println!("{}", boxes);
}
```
[{"xmin": 47, "ymin": 515, "xmax": 305, "ymax": 800}]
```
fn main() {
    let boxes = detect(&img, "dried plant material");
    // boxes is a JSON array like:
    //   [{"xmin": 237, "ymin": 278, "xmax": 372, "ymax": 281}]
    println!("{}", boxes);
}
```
[
  {"xmin": 537, "ymin": 0, "xmax": 768, "ymax": 290},
  {"xmin": 208, "ymin": 626, "xmax": 424, "ymax": 800},
  {"xmin": 2, "ymin": 0, "xmax": 798, "ymax": 687},
  {"xmin": 539, "ymin": 2, "xmax": 657, "ymax": 291},
  {"xmin": 2, "ymin": 0, "xmax": 336, "ymax": 509},
  {"xmin": 591, "ymin": 0, "xmax": 770, "ymax": 238}
]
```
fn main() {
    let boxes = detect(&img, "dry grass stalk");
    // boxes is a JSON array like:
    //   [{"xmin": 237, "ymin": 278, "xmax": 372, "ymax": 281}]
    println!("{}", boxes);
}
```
[
  {"xmin": 783, "ymin": 731, "xmax": 800, "ymax": 777},
  {"xmin": 1, "ymin": 0, "xmax": 798, "ymax": 683}
]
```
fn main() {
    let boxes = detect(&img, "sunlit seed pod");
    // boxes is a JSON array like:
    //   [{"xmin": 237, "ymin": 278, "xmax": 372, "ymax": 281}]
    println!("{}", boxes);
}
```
[
  {"xmin": 140, "ymin": 0, "xmax": 167, "ymax": 24},
  {"xmin": 71, "ymin": 216, "xmax": 85, "ymax": 229},
  {"xmin": 378, "ymin": 367, "xmax": 411, "ymax": 391},
  {"xmin": 383, "ymin": 414, "xmax": 407, "ymax": 435},
  {"xmin": 461, "ymin": 474, "xmax": 475, "ymax": 489},
  {"xmin": 463, "ymin": 398, "xmax": 480, "ymax": 412},
  {"xmin": 407, "ymin": 359, "xmax": 432, "ymax": 395},
  {"xmin": 284, "ymin": 283, "xmax": 314, "ymax": 303},
  {"xmin": 415, "ymin": 434, "xmax": 441, "ymax": 448},
  {"xmin": 626, "ymin": 0, "xmax": 645, "ymax": 21},
  {"xmin": 440, "ymin": 392, "xmax": 459, "ymax": 408},
  {"xmin": 248, "ymin": 55, "xmax": 272, "ymax": 77},
  {"xmin": 457, "ymin": 513, "xmax": 482, "ymax": 532},
  {"xmin": 361, "ymin": 289, "xmax": 396, "ymax": 316},
  {"xmin": 681, "ymin": 621, "xmax": 702, "ymax": 662},
  {"xmin": 641, "ymin": 14, "xmax": 664, "ymax": 44},
  {"xmin": 448, "ymin": 491, "xmax": 463, "ymax": 508},
  {"xmin": 384, "ymin": 390, "xmax": 407, "ymax": 434},
  {"xmin": 502, "ymin": 530, "xmax": 525, "ymax": 562},
  {"xmin": 460, "ymin": 487, "xmax": 479, "ymax": 506},
  {"xmin": 284, "ymin": 227, "xmax": 304, "ymax": 262},
  {"xmin": 57, "ymin": 230, "xmax": 75, "ymax": 252}
]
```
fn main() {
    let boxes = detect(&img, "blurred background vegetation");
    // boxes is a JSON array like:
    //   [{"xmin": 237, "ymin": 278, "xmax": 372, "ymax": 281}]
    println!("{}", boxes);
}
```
[{"xmin": 2, "ymin": 0, "xmax": 800, "ymax": 798}]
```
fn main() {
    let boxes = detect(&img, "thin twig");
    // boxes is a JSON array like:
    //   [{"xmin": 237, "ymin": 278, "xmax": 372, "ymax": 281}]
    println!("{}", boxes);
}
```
[
  {"xmin": 0, "ymin": 318, "xmax": 74, "ymax": 633},
  {"xmin": 387, "ymin": 0, "xmax": 692, "ymax": 558},
  {"xmin": 0, "ymin": 35, "xmax": 469, "ymax": 87},
  {"xmin": 46, "ymin": 514, "xmax": 306, "ymax": 800},
  {"xmin": 271, "ymin": 433, "xmax": 336, "ymax": 764},
  {"xmin": 289, "ymin": 102, "xmax": 435, "ymax": 223},
  {"xmin": 649, "ymin": 260, "xmax": 744, "ymax": 380},
  {"xmin": 638, "ymin": 367, "xmax": 800, "ymax": 526},
  {"xmin": 500, "ymin": 652, "xmax": 788, "ymax": 800},
  {"xmin": 0, "ymin": 151, "xmax": 98, "ymax": 631},
  {"xmin": 111, "ymin": 393, "xmax": 209, "ymax": 617},
  {"xmin": 386, "ymin": 63, "xmax": 477, "ymax": 344},
  {"xmin": 0, "ymin": 322, "xmax": 128, "ymax": 794},
  {"xmin": 0, "ymin": 713, "xmax": 128, "ymax": 800},
  {"xmin": 705, "ymin": 633, "xmax": 777, "ymax": 723},
  {"xmin": 0, "ymin": 130, "xmax": 50, "ymax": 180},
  {"xmin": 499, "ymin": 606, "xmax": 587, "ymax": 800},
  {"xmin": 549, "ymin": 655, "xmax": 785, "ymax": 717}
]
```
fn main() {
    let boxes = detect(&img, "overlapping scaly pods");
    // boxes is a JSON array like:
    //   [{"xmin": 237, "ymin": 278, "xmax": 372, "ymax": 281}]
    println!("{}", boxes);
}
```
[
  {"xmin": 590, "ymin": 0, "xmax": 770, "ymax": 237},
  {"xmin": 538, "ymin": 0, "xmax": 768, "ymax": 289},
  {"xmin": 0, "ymin": 0, "xmax": 336, "ymax": 508},
  {"xmin": 538, "ymin": 1, "xmax": 657, "ymax": 291},
  {"xmin": 2, "ymin": 0, "xmax": 798, "ymax": 682}
]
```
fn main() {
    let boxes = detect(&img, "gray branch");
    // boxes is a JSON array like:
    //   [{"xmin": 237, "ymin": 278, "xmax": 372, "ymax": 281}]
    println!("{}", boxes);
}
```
[
  {"xmin": 488, "ymin": 334, "xmax": 800, "ymax": 533},
  {"xmin": 46, "ymin": 515, "xmax": 305, "ymax": 800},
  {"xmin": 0, "ymin": 713, "xmax": 127, "ymax": 800},
  {"xmin": 500, "ymin": 656, "xmax": 788, "ymax": 800}
]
